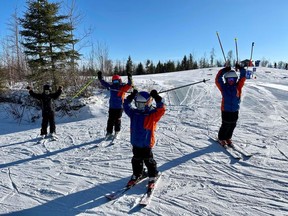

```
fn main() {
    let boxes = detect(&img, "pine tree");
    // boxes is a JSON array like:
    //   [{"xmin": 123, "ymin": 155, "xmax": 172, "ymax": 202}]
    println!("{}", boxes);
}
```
[
  {"xmin": 125, "ymin": 56, "xmax": 133, "ymax": 74},
  {"xmin": 20, "ymin": 0, "xmax": 80, "ymax": 89},
  {"xmin": 135, "ymin": 62, "xmax": 144, "ymax": 75}
]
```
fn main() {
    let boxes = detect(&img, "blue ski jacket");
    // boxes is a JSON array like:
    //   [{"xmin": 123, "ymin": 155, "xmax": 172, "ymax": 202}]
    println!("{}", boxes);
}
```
[
  {"xmin": 215, "ymin": 67, "xmax": 246, "ymax": 112},
  {"xmin": 100, "ymin": 79, "xmax": 132, "ymax": 109},
  {"xmin": 123, "ymin": 98, "xmax": 165, "ymax": 148}
]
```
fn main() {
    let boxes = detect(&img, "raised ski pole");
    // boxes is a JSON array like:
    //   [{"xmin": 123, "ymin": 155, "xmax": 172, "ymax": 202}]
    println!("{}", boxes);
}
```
[
  {"xmin": 159, "ymin": 79, "xmax": 209, "ymax": 94},
  {"xmin": 71, "ymin": 77, "xmax": 96, "ymax": 99},
  {"xmin": 249, "ymin": 42, "xmax": 255, "ymax": 67},
  {"xmin": 216, "ymin": 31, "xmax": 227, "ymax": 63},
  {"xmin": 235, "ymin": 38, "xmax": 239, "ymax": 71},
  {"xmin": 235, "ymin": 38, "xmax": 239, "ymax": 63}
]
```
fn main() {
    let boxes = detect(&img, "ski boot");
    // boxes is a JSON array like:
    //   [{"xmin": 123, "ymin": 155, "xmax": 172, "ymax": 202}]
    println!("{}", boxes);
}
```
[{"xmin": 226, "ymin": 139, "xmax": 234, "ymax": 148}]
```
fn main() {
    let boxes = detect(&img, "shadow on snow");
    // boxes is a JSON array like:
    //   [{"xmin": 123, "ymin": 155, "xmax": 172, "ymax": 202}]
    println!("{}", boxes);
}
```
[{"xmin": 2, "ymin": 139, "xmax": 240, "ymax": 215}]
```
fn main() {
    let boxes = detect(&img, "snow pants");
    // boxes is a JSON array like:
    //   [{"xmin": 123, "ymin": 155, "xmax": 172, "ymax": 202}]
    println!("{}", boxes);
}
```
[
  {"xmin": 107, "ymin": 108, "xmax": 123, "ymax": 134},
  {"xmin": 131, "ymin": 147, "xmax": 158, "ymax": 178},
  {"xmin": 41, "ymin": 112, "xmax": 56, "ymax": 135},
  {"xmin": 218, "ymin": 111, "xmax": 239, "ymax": 140}
]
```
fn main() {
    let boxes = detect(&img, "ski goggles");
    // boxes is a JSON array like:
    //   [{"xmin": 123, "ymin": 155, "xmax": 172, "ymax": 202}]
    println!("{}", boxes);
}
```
[
  {"xmin": 135, "ymin": 101, "xmax": 146, "ymax": 111},
  {"xmin": 44, "ymin": 90, "xmax": 50, "ymax": 94},
  {"xmin": 112, "ymin": 80, "xmax": 120, "ymax": 84},
  {"xmin": 135, "ymin": 99, "xmax": 152, "ymax": 111},
  {"xmin": 227, "ymin": 77, "xmax": 237, "ymax": 82}
]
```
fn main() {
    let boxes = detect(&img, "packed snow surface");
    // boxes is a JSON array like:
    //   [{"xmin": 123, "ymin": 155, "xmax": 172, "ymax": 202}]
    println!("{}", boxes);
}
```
[{"xmin": 0, "ymin": 67, "xmax": 287, "ymax": 215}]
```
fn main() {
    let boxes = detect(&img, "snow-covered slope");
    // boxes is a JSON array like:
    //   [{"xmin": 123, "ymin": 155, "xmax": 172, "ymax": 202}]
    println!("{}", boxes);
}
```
[{"xmin": 0, "ymin": 67, "xmax": 288, "ymax": 216}]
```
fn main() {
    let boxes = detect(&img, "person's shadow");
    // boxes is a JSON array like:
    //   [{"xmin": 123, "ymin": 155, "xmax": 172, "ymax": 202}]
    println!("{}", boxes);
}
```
[{"xmin": 3, "ymin": 140, "xmax": 230, "ymax": 216}]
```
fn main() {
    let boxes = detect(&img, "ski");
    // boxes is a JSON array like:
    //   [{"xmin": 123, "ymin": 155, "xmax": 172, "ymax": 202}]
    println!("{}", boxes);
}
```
[
  {"xmin": 105, "ymin": 173, "xmax": 148, "ymax": 200},
  {"xmin": 210, "ymin": 138, "xmax": 242, "ymax": 159},
  {"xmin": 37, "ymin": 134, "xmax": 59, "ymax": 143},
  {"xmin": 229, "ymin": 144, "xmax": 252, "ymax": 157},
  {"xmin": 36, "ymin": 137, "xmax": 47, "ymax": 144},
  {"xmin": 50, "ymin": 134, "xmax": 58, "ymax": 141},
  {"xmin": 88, "ymin": 134, "xmax": 117, "ymax": 150},
  {"xmin": 221, "ymin": 144, "xmax": 242, "ymax": 159},
  {"xmin": 102, "ymin": 133, "xmax": 119, "ymax": 147},
  {"xmin": 139, "ymin": 173, "xmax": 162, "ymax": 206}
]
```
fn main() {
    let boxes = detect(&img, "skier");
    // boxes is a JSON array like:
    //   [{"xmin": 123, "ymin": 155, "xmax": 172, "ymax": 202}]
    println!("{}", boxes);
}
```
[
  {"xmin": 215, "ymin": 63, "xmax": 247, "ymax": 146},
  {"xmin": 97, "ymin": 71, "xmax": 133, "ymax": 139},
  {"xmin": 27, "ymin": 84, "xmax": 63, "ymax": 138},
  {"xmin": 123, "ymin": 89, "xmax": 165, "ymax": 189}
]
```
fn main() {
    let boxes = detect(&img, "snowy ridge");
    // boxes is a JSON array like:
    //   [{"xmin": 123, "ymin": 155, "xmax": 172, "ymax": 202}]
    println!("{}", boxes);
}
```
[{"xmin": 0, "ymin": 67, "xmax": 288, "ymax": 215}]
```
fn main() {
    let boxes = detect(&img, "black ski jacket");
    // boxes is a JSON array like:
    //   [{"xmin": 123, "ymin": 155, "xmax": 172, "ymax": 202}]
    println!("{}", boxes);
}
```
[{"xmin": 29, "ymin": 89, "xmax": 62, "ymax": 116}]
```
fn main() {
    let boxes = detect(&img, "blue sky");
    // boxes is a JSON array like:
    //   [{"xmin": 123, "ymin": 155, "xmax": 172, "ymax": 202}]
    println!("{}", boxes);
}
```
[{"xmin": 1, "ymin": 0, "xmax": 288, "ymax": 64}]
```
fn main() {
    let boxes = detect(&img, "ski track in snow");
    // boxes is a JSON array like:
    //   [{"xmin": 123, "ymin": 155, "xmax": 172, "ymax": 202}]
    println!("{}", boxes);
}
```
[{"xmin": 0, "ymin": 67, "xmax": 288, "ymax": 215}]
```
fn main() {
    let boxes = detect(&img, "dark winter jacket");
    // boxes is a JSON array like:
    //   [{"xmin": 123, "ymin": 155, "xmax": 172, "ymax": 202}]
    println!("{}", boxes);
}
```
[
  {"xmin": 29, "ymin": 89, "xmax": 62, "ymax": 116},
  {"xmin": 215, "ymin": 67, "xmax": 246, "ymax": 112},
  {"xmin": 100, "ymin": 79, "xmax": 132, "ymax": 109},
  {"xmin": 123, "ymin": 98, "xmax": 165, "ymax": 148}
]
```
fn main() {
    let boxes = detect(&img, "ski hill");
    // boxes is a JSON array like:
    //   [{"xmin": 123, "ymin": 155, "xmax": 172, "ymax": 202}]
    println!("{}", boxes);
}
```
[{"xmin": 0, "ymin": 67, "xmax": 287, "ymax": 215}]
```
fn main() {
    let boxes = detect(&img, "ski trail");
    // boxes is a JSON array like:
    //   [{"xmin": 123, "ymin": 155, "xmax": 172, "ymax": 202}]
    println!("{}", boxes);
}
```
[{"xmin": 8, "ymin": 168, "xmax": 19, "ymax": 193}]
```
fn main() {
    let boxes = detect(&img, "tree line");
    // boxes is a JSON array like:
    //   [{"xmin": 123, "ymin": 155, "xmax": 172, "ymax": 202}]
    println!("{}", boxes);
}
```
[{"xmin": 0, "ymin": 0, "xmax": 287, "ymax": 97}]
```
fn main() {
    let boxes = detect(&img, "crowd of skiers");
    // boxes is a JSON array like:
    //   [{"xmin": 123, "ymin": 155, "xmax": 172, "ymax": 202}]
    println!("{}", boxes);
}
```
[{"xmin": 26, "ymin": 62, "xmax": 247, "ymax": 188}]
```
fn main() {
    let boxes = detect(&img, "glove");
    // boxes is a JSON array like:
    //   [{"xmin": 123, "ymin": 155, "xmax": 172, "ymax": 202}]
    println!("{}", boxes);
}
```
[
  {"xmin": 126, "ymin": 89, "xmax": 138, "ymax": 102},
  {"xmin": 235, "ymin": 62, "xmax": 243, "ymax": 70},
  {"xmin": 97, "ymin": 71, "xmax": 103, "ymax": 80},
  {"xmin": 150, "ymin": 89, "xmax": 162, "ymax": 103},
  {"xmin": 127, "ymin": 72, "xmax": 132, "ymax": 82},
  {"xmin": 242, "ymin": 61, "xmax": 249, "ymax": 67},
  {"xmin": 58, "ymin": 86, "xmax": 63, "ymax": 91},
  {"xmin": 223, "ymin": 66, "xmax": 231, "ymax": 72},
  {"xmin": 26, "ymin": 86, "xmax": 31, "ymax": 90}
]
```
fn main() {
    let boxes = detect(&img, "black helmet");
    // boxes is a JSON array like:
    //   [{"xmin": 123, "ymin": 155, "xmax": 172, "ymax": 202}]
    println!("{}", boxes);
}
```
[{"xmin": 43, "ymin": 84, "xmax": 52, "ymax": 92}]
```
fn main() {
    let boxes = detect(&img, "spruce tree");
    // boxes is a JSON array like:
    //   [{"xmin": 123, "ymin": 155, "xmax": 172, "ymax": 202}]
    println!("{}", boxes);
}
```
[
  {"xmin": 20, "ymin": 0, "xmax": 80, "ymax": 89},
  {"xmin": 125, "ymin": 56, "xmax": 133, "ymax": 75}
]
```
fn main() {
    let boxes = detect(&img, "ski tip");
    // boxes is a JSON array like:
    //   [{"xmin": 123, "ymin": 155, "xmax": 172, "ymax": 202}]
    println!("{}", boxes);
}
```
[{"xmin": 105, "ymin": 194, "xmax": 115, "ymax": 200}]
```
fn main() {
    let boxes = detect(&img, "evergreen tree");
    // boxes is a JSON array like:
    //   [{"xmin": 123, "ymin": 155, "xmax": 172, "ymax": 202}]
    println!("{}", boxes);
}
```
[
  {"xmin": 125, "ymin": 56, "xmax": 133, "ymax": 75},
  {"xmin": 20, "ymin": 0, "xmax": 80, "ymax": 89},
  {"xmin": 181, "ymin": 55, "xmax": 189, "ymax": 70},
  {"xmin": 164, "ymin": 60, "xmax": 176, "ymax": 72},
  {"xmin": 135, "ymin": 62, "xmax": 144, "ymax": 75},
  {"xmin": 145, "ymin": 59, "xmax": 155, "ymax": 74},
  {"xmin": 155, "ymin": 61, "xmax": 164, "ymax": 73}
]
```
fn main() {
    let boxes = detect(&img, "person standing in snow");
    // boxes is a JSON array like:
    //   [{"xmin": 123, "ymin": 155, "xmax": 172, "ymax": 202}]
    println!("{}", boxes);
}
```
[
  {"xmin": 215, "ymin": 63, "xmax": 247, "ymax": 146},
  {"xmin": 97, "ymin": 71, "xmax": 133, "ymax": 139},
  {"xmin": 27, "ymin": 84, "xmax": 62, "ymax": 138},
  {"xmin": 123, "ymin": 89, "xmax": 165, "ymax": 188}
]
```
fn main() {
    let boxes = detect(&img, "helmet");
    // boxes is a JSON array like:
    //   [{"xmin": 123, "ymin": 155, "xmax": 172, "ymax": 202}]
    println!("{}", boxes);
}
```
[
  {"xmin": 224, "ymin": 70, "xmax": 238, "ymax": 85},
  {"xmin": 134, "ymin": 91, "xmax": 152, "ymax": 111},
  {"xmin": 112, "ymin": 75, "xmax": 122, "ymax": 84},
  {"xmin": 224, "ymin": 70, "xmax": 238, "ymax": 78},
  {"xmin": 43, "ymin": 84, "xmax": 52, "ymax": 91}
]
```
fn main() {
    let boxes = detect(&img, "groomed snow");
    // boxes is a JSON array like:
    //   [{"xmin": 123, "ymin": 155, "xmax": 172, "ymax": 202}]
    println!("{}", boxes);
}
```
[{"xmin": 0, "ymin": 67, "xmax": 288, "ymax": 215}]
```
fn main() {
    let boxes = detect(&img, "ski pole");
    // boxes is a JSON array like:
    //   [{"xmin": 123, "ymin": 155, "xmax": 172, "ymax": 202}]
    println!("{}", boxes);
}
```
[
  {"xmin": 71, "ymin": 77, "xmax": 96, "ymax": 99},
  {"xmin": 216, "ymin": 31, "xmax": 227, "ymax": 63},
  {"xmin": 159, "ymin": 79, "xmax": 210, "ymax": 94},
  {"xmin": 235, "ymin": 38, "xmax": 239, "ymax": 63},
  {"xmin": 249, "ymin": 42, "xmax": 255, "ymax": 66}
]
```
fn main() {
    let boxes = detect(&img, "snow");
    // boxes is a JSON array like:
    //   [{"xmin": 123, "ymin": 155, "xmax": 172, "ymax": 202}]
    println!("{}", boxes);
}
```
[{"xmin": 1, "ymin": 67, "xmax": 288, "ymax": 216}]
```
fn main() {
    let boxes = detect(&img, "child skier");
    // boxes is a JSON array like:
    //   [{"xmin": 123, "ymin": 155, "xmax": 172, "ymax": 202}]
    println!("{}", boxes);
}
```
[
  {"xmin": 215, "ymin": 63, "xmax": 247, "ymax": 146},
  {"xmin": 97, "ymin": 71, "xmax": 133, "ymax": 139},
  {"xmin": 123, "ymin": 89, "xmax": 166, "ymax": 188},
  {"xmin": 27, "ymin": 84, "xmax": 62, "ymax": 139}
]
